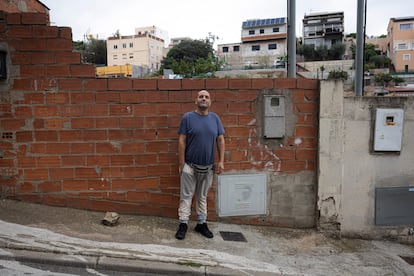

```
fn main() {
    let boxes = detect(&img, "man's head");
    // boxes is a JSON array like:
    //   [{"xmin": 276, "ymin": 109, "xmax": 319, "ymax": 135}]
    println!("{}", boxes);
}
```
[{"xmin": 195, "ymin": 90, "xmax": 211, "ymax": 112}]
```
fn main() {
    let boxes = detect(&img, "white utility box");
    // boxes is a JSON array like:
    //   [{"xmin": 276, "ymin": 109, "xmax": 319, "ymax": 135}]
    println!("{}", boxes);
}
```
[
  {"xmin": 218, "ymin": 174, "xmax": 266, "ymax": 217},
  {"xmin": 374, "ymin": 108, "xmax": 404, "ymax": 151}
]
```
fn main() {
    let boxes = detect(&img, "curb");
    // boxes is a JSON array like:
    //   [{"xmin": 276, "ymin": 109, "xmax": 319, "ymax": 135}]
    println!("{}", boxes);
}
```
[{"xmin": 0, "ymin": 246, "xmax": 243, "ymax": 275}]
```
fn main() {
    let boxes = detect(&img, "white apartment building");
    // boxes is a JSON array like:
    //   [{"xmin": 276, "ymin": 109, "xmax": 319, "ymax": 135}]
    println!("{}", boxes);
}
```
[
  {"xmin": 106, "ymin": 26, "xmax": 166, "ymax": 71},
  {"xmin": 217, "ymin": 17, "xmax": 287, "ymax": 69},
  {"xmin": 302, "ymin": 11, "xmax": 344, "ymax": 48}
]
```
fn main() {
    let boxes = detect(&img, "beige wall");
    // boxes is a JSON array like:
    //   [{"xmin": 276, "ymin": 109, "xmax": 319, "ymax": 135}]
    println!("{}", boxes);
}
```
[
  {"xmin": 318, "ymin": 81, "xmax": 414, "ymax": 242},
  {"xmin": 387, "ymin": 18, "xmax": 414, "ymax": 72},
  {"xmin": 107, "ymin": 35, "xmax": 164, "ymax": 70}
]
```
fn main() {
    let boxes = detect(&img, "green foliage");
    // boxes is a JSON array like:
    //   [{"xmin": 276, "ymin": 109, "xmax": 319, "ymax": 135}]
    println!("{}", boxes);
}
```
[
  {"xmin": 375, "ymin": 73, "xmax": 405, "ymax": 86},
  {"xmin": 298, "ymin": 43, "xmax": 345, "ymax": 61},
  {"xmin": 73, "ymin": 38, "xmax": 107, "ymax": 65},
  {"xmin": 367, "ymin": 55, "xmax": 390, "ymax": 69},
  {"xmin": 161, "ymin": 38, "xmax": 221, "ymax": 78},
  {"xmin": 328, "ymin": 69, "xmax": 348, "ymax": 81}
]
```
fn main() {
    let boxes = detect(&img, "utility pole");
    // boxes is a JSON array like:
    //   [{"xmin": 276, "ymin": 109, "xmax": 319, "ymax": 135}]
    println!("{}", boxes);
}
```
[
  {"xmin": 287, "ymin": 0, "xmax": 296, "ymax": 78},
  {"xmin": 355, "ymin": 0, "xmax": 366, "ymax": 96}
]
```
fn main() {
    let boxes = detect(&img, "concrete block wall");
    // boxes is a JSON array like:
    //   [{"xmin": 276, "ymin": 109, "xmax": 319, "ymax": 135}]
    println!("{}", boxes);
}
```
[{"xmin": 0, "ymin": 12, "xmax": 319, "ymax": 227}]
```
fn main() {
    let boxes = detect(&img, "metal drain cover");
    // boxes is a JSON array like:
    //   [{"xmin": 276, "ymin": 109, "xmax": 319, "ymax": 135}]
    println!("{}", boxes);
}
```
[
  {"xmin": 219, "ymin": 231, "xmax": 247, "ymax": 242},
  {"xmin": 400, "ymin": 256, "xmax": 414, "ymax": 265}
]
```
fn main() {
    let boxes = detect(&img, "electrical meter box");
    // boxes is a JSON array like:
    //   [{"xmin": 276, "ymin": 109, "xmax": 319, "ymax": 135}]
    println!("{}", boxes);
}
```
[
  {"xmin": 263, "ymin": 95, "xmax": 285, "ymax": 138},
  {"xmin": 374, "ymin": 108, "xmax": 404, "ymax": 151}
]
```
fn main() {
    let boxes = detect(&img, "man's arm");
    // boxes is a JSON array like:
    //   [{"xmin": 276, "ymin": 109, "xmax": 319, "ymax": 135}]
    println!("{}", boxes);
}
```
[
  {"xmin": 178, "ymin": 134, "xmax": 186, "ymax": 174},
  {"xmin": 216, "ymin": 134, "xmax": 225, "ymax": 174}
]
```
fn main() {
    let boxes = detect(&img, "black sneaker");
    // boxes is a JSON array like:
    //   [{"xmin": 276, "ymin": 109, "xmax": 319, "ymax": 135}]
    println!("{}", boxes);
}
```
[
  {"xmin": 175, "ymin": 223, "xmax": 188, "ymax": 240},
  {"xmin": 195, "ymin": 223, "xmax": 213, "ymax": 238}
]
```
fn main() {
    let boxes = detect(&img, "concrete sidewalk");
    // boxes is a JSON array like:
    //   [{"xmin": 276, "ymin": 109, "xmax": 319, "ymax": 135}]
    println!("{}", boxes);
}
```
[{"xmin": 0, "ymin": 199, "xmax": 413, "ymax": 275}]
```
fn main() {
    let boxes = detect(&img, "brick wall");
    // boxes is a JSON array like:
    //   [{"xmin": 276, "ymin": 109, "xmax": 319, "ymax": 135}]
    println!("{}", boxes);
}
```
[{"xmin": 0, "ymin": 12, "xmax": 319, "ymax": 227}]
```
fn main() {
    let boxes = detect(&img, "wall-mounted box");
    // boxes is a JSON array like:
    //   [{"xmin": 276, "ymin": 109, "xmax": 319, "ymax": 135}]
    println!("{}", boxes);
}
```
[
  {"xmin": 263, "ymin": 95, "xmax": 285, "ymax": 138},
  {"xmin": 373, "ymin": 108, "xmax": 404, "ymax": 151},
  {"xmin": 218, "ymin": 174, "xmax": 266, "ymax": 217}
]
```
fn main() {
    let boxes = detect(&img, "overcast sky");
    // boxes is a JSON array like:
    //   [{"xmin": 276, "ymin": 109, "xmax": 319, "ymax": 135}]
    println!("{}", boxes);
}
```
[{"xmin": 40, "ymin": 0, "xmax": 413, "ymax": 45}]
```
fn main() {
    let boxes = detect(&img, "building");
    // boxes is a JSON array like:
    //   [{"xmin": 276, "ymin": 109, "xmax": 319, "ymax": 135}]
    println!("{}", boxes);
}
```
[
  {"xmin": 387, "ymin": 16, "xmax": 414, "ymax": 73},
  {"xmin": 2, "ymin": 0, "xmax": 49, "ymax": 13},
  {"xmin": 106, "ymin": 26, "xmax": 166, "ymax": 73},
  {"xmin": 217, "ymin": 17, "xmax": 287, "ymax": 69},
  {"xmin": 302, "ymin": 11, "xmax": 344, "ymax": 48}
]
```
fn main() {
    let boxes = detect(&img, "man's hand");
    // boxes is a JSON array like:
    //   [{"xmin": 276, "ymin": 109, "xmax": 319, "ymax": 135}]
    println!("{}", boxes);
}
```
[{"xmin": 216, "ymin": 162, "xmax": 224, "ymax": 174}]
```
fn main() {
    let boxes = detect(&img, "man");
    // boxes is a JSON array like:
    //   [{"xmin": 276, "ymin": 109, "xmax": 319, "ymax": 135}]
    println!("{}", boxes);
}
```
[{"xmin": 175, "ymin": 90, "xmax": 225, "ymax": 240}]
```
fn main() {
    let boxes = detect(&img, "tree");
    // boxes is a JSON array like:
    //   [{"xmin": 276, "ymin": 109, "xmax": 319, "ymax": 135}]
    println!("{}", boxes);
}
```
[
  {"xmin": 328, "ymin": 43, "xmax": 346, "ymax": 60},
  {"xmin": 73, "ymin": 38, "xmax": 107, "ymax": 65},
  {"xmin": 161, "ymin": 38, "xmax": 220, "ymax": 78},
  {"xmin": 298, "ymin": 44, "xmax": 315, "ymax": 61}
]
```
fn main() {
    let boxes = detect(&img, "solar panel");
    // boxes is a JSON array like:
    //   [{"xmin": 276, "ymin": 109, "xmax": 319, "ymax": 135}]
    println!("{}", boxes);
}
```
[{"xmin": 242, "ymin": 17, "xmax": 286, "ymax": 29}]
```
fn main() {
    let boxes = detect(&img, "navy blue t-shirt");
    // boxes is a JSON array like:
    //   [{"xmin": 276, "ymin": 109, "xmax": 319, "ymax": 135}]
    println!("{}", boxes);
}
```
[{"xmin": 178, "ymin": 111, "xmax": 224, "ymax": 166}]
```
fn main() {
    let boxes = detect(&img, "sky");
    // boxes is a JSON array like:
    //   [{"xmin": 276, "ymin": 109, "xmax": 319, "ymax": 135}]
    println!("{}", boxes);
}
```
[{"xmin": 40, "ymin": 0, "xmax": 413, "ymax": 46}]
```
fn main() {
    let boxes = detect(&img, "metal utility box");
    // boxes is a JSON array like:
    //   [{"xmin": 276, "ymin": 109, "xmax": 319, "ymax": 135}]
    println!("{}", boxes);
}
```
[
  {"xmin": 263, "ymin": 95, "xmax": 285, "ymax": 138},
  {"xmin": 218, "ymin": 174, "xmax": 266, "ymax": 217},
  {"xmin": 374, "ymin": 108, "xmax": 404, "ymax": 151},
  {"xmin": 375, "ymin": 187, "xmax": 414, "ymax": 225}
]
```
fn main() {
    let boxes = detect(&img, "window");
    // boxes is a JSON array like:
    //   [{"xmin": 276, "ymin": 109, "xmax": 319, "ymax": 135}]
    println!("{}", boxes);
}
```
[
  {"xmin": 252, "ymin": 45, "xmax": 260, "ymax": 51},
  {"xmin": 403, "ymin": 54, "xmax": 411, "ymax": 61},
  {"xmin": 273, "ymin": 27, "xmax": 280, "ymax": 33},
  {"xmin": 268, "ymin": 44, "xmax": 277, "ymax": 50},
  {"xmin": 398, "ymin": 43, "xmax": 408, "ymax": 50},
  {"xmin": 122, "ymin": 43, "xmax": 127, "ymax": 48},
  {"xmin": 249, "ymin": 30, "xmax": 255, "ymax": 35},
  {"xmin": 129, "ymin": 53, "xmax": 134, "ymax": 59},
  {"xmin": 113, "ymin": 55, "xmax": 118, "ymax": 59},
  {"xmin": 260, "ymin": 29, "xmax": 264, "ymax": 34},
  {"xmin": 113, "ymin": 45, "xmax": 118, "ymax": 49},
  {"xmin": 400, "ymin": 23, "xmax": 413, "ymax": 30},
  {"xmin": 129, "ymin": 43, "xmax": 133, "ymax": 48},
  {"xmin": 222, "ymin": 46, "xmax": 229, "ymax": 53},
  {"xmin": 233, "ymin": 45, "xmax": 240, "ymax": 52},
  {"xmin": 122, "ymin": 53, "xmax": 127, "ymax": 59}
]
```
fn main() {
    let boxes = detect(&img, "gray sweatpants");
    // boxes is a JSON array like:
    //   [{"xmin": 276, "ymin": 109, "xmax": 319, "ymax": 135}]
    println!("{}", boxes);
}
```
[{"xmin": 178, "ymin": 163, "xmax": 213, "ymax": 224}]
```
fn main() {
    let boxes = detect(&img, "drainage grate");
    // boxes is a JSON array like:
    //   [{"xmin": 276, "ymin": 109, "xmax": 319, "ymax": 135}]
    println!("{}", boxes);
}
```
[
  {"xmin": 400, "ymin": 256, "xmax": 414, "ymax": 265},
  {"xmin": 219, "ymin": 231, "xmax": 247, "ymax": 242}
]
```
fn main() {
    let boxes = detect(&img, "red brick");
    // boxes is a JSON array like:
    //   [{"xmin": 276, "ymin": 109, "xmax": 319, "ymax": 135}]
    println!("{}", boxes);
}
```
[
  {"xmin": 84, "ymin": 79, "xmax": 108, "ymax": 91},
  {"xmin": 56, "ymin": 52, "xmax": 81, "ymax": 64},
  {"xmin": 144, "ymin": 116, "xmax": 169, "ymax": 128},
  {"xmin": 123, "ymin": 166, "xmax": 147, "ymax": 178},
  {"xmin": 71, "ymin": 142, "xmax": 94, "ymax": 154},
  {"xmin": 21, "ymin": 13, "xmax": 48, "ymax": 25},
  {"xmin": 47, "ymin": 38, "xmax": 72, "ymax": 51},
  {"xmin": 111, "ymin": 155, "xmax": 134, "ymax": 166},
  {"xmin": 285, "ymin": 160, "xmax": 307, "ymax": 172},
  {"xmin": 135, "ymin": 154, "xmax": 157, "ymax": 166},
  {"xmin": 146, "ymin": 141, "xmax": 169, "ymax": 152},
  {"xmin": 71, "ymin": 118, "xmax": 95, "ymax": 128},
  {"xmin": 96, "ymin": 92, "xmax": 120, "ymax": 103},
  {"xmin": 90, "ymin": 200, "xmax": 116, "ymax": 212},
  {"xmin": 19, "ymin": 182, "xmax": 36, "ymax": 193},
  {"xmin": 15, "ymin": 106, "xmax": 33, "ymax": 117},
  {"xmin": 58, "ymin": 27, "xmax": 72, "ymax": 40},
  {"xmin": 1, "ymin": 118, "xmax": 25, "ymax": 130},
  {"xmin": 96, "ymin": 142, "xmax": 120, "ymax": 154},
  {"xmin": 75, "ymin": 168, "xmax": 99, "ymax": 178},
  {"xmin": 33, "ymin": 25, "xmax": 59, "ymax": 38},
  {"xmin": 133, "ymin": 79, "xmax": 157, "ymax": 90},
  {"xmin": 61, "ymin": 156, "xmax": 86, "ymax": 167},
  {"xmin": 83, "ymin": 130, "xmax": 107, "ymax": 140},
  {"xmin": 59, "ymin": 130, "xmax": 82, "ymax": 141},
  {"xmin": 295, "ymin": 126, "xmax": 317, "ymax": 137},
  {"xmin": 96, "ymin": 117, "xmax": 119, "ymax": 128},
  {"xmin": 44, "ymin": 118, "xmax": 68, "ymax": 129},
  {"xmin": 71, "ymin": 93, "xmax": 94, "ymax": 104},
  {"xmin": 70, "ymin": 65, "xmax": 96, "ymax": 77},
  {"xmin": 229, "ymin": 79, "xmax": 252, "ymax": 89},
  {"xmin": 274, "ymin": 78, "xmax": 297, "ymax": 88},
  {"xmin": 84, "ymin": 105, "xmax": 109, "ymax": 116},
  {"xmin": 34, "ymin": 130, "xmax": 58, "ymax": 141},
  {"xmin": 295, "ymin": 102, "xmax": 318, "ymax": 113},
  {"xmin": 127, "ymin": 191, "xmax": 149, "ymax": 202},
  {"xmin": 24, "ymin": 168, "xmax": 48, "ymax": 180},
  {"xmin": 136, "ymin": 178, "xmax": 159, "ymax": 189},
  {"xmin": 38, "ymin": 181, "xmax": 62, "ymax": 192},
  {"xmin": 168, "ymin": 90, "xmax": 191, "ymax": 103},
  {"xmin": 120, "ymin": 92, "xmax": 144, "ymax": 103},
  {"xmin": 58, "ymin": 79, "xmax": 82, "ymax": 91},
  {"xmin": 109, "ymin": 104, "xmax": 134, "ymax": 116},
  {"xmin": 206, "ymin": 78, "xmax": 228, "ymax": 89},
  {"xmin": 108, "ymin": 79, "xmax": 132, "ymax": 90},
  {"xmin": 228, "ymin": 102, "xmax": 251, "ymax": 113},
  {"xmin": 20, "ymin": 65, "xmax": 45, "ymax": 77},
  {"xmin": 182, "ymin": 79, "xmax": 205, "ymax": 89},
  {"xmin": 6, "ymin": 13, "xmax": 21, "ymax": 25},
  {"xmin": 24, "ymin": 93, "xmax": 44, "ymax": 104},
  {"xmin": 88, "ymin": 179, "xmax": 110, "ymax": 191},
  {"xmin": 33, "ymin": 105, "xmax": 58, "ymax": 116},
  {"xmin": 144, "ymin": 91, "xmax": 169, "ymax": 102},
  {"xmin": 87, "ymin": 156, "xmax": 111, "ymax": 166},
  {"xmin": 158, "ymin": 79, "xmax": 182, "ymax": 90},
  {"xmin": 45, "ymin": 143, "xmax": 70, "ymax": 154},
  {"xmin": 7, "ymin": 25, "xmax": 33, "ymax": 38},
  {"xmin": 252, "ymin": 78, "xmax": 274, "ymax": 89},
  {"xmin": 13, "ymin": 79, "xmax": 32, "ymax": 90},
  {"xmin": 296, "ymin": 149, "xmax": 317, "ymax": 161},
  {"xmin": 21, "ymin": 38, "xmax": 47, "ymax": 51},
  {"xmin": 119, "ymin": 117, "xmax": 144, "ymax": 128},
  {"xmin": 147, "ymin": 164, "xmax": 171, "ymax": 176},
  {"xmin": 297, "ymin": 78, "xmax": 319, "ymax": 90}
]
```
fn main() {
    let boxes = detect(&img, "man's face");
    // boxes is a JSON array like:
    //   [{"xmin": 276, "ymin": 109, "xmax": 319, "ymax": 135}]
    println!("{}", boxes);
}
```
[{"xmin": 195, "ymin": 90, "xmax": 211, "ymax": 110}]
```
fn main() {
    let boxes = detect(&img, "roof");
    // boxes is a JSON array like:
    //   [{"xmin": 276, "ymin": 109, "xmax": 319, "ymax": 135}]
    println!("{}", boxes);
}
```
[
  {"xmin": 390, "ymin": 16, "xmax": 414, "ymax": 22},
  {"xmin": 242, "ymin": 18, "xmax": 286, "ymax": 29}
]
